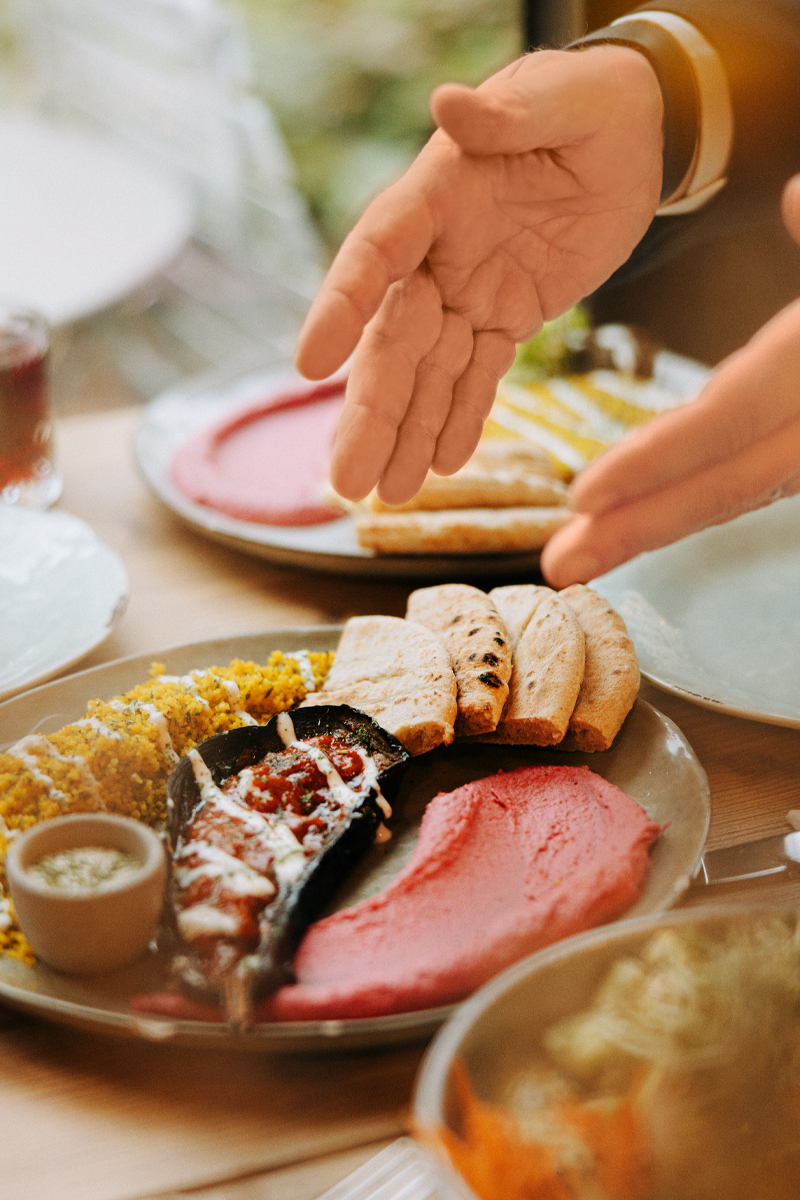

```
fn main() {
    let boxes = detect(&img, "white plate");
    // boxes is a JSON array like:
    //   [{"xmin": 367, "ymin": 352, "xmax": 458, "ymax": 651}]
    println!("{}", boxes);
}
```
[
  {"xmin": 0, "ymin": 113, "xmax": 193, "ymax": 325},
  {"xmin": 0, "ymin": 507, "xmax": 129, "ymax": 701},
  {"xmin": 135, "ymin": 365, "xmax": 550, "ymax": 580},
  {"xmin": 592, "ymin": 494, "xmax": 800, "ymax": 727},
  {"xmin": 0, "ymin": 628, "xmax": 710, "ymax": 1053},
  {"xmin": 134, "ymin": 353, "xmax": 708, "ymax": 580}
]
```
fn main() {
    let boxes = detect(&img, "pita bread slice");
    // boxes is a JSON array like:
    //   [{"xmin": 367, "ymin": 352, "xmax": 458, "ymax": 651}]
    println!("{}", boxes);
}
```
[
  {"xmin": 355, "ymin": 506, "xmax": 570, "ymax": 555},
  {"xmin": 470, "ymin": 437, "xmax": 561, "ymax": 480},
  {"xmin": 299, "ymin": 615, "xmax": 457, "ymax": 757},
  {"xmin": 405, "ymin": 584, "xmax": 512, "ymax": 736},
  {"xmin": 558, "ymin": 584, "xmax": 640, "ymax": 751},
  {"xmin": 468, "ymin": 592, "xmax": 585, "ymax": 746},
  {"xmin": 367, "ymin": 468, "xmax": 567, "ymax": 512},
  {"xmin": 488, "ymin": 584, "xmax": 554, "ymax": 649}
]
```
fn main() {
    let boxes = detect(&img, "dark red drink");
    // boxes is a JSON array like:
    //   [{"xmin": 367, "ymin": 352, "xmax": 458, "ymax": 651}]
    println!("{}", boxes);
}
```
[{"xmin": 0, "ymin": 307, "xmax": 60, "ymax": 507}]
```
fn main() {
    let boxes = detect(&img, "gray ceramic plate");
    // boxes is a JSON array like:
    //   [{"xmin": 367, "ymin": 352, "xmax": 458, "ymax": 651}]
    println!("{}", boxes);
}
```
[
  {"xmin": 0, "ymin": 628, "xmax": 710, "ymax": 1052},
  {"xmin": 592, "ymin": 493, "xmax": 800, "ymax": 728}
]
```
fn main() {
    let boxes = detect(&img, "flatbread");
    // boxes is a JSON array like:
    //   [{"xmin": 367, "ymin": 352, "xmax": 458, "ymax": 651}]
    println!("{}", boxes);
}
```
[
  {"xmin": 488, "ymin": 584, "xmax": 554, "ymax": 649},
  {"xmin": 468, "ymin": 592, "xmax": 585, "ymax": 746},
  {"xmin": 367, "ymin": 468, "xmax": 567, "ymax": 512},
  {"xmin": 405, "ymin": 584, "xmax": 512, "ymax": 736},
  {"xmin": 355, "ymin": 506, "xmax": 570, "ymax": 555},
  {"xmin": 558, "ymin": 584, "xmax": 640, "ymax": 751},
  {"xmin": 299, "ymin": 615, "xmax": 457, "ymax": 756},
  {"xmin": 470, "ymin": 437, "xmax": 561, "ymax": 480}
]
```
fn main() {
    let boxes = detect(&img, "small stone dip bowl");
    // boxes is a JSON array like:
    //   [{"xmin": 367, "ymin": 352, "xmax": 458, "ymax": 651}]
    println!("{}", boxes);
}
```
[{"xmin": 6, "ymin": 813, "xmax": 167, "ymax": 974}]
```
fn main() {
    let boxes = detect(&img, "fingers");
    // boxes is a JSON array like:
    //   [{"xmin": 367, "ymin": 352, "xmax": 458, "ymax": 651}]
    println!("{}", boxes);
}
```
[
  {"xmin": 430, "ymin": 44, "xmax": 661, "ymax": 158},
  {"xmin": 376, "ymin": 311, "xmax": 474, "ymax": 505},
  {"xmin": 431, "ymin": 330, "xmax": 516, "ymax": 475},
  {"xmin": 571, "ymin": 296, "xmax": 800, "ymax": 516},
  {"xmin": 542, "ymin": 408, "xmax": 800, "ymax": 587},
  {"xmin": 295, "ymin": 179, "xmax": 438, "ymax": 381},
  {"xmin": 327, "ymin": 269, "xmax": 514, "ymax": 503},
  {"xmin": 328, "ymin": 268, "xmax": 444, "ymax": 501}
]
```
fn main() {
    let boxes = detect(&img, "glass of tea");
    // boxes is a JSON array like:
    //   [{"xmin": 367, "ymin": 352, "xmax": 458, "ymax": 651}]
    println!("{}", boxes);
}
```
[{"xmin": 0, "ymin": 303, "xmax": 61, "ymax": 508}]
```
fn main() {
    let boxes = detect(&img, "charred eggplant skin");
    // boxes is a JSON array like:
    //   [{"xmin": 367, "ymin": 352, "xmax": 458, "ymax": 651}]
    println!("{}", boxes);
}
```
[
  {"xmin": 166, "ymin": 704, "xmax": 410, "ymax": 840},
  {"xmin": 165, "ymin": 705, "xmax": 410, "ymax": 1011}
]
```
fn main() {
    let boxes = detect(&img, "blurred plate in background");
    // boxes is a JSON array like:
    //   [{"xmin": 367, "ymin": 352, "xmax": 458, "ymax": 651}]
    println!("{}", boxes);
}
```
[
  {"xmin": 0, "ymin": 113, "xmax": 193, "ymax": 325},
  {"xmin": 135, "ymin": 364, "xmax": 551, "ymax": 580},
  {"xmin": 0, "ymin": 506, "xmax": 128, "ymax": 700}
]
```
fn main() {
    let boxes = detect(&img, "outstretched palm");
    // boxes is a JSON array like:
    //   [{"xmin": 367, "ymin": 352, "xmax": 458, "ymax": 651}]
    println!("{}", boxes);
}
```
[{"xmin": 295, "ymin": 45, "xmax": 664, "ymax": 503}]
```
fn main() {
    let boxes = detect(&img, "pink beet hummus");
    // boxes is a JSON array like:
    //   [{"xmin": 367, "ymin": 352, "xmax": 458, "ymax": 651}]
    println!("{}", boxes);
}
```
[
  {"xmin": 170, "ymin": 377, "xmax": 346, "ymax": 525},
  {"xmin": 263, "ymin": 764, "xmax": 660, "ymax": 1021}
]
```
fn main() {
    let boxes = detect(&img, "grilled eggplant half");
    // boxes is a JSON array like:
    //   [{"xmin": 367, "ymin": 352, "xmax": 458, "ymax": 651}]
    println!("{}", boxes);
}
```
[{"xmin": 165, "ymin": 704, "xmax": 410, "ymax": 1023}]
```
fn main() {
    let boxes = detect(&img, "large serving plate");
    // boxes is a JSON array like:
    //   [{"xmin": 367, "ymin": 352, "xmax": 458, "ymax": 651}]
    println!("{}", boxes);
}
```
[
  {"xmin": 592, "ymin": 494, "xmax": 800, "ymax": 728},
  {"xmin": 135, "ymin": 352, "xmax": 708, "ymax": 581},
  {"xmin": 0, "ymin": 628, "xmax": 710, "ymax": 1053},
  {"xmin": 0, "ymin": 507, "xmax": 129, "ymax": 702}
]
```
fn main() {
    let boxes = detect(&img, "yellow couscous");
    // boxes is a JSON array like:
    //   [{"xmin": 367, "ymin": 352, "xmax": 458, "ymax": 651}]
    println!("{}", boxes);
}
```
[{"xmin": 0, "ymin": 651, "xmax": 334, "ymax": 962}]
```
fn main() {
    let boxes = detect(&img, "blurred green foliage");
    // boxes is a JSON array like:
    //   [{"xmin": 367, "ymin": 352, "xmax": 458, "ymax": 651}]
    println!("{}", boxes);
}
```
[
  {"xmin": 233, "ymin": 0, "xmax": 520, "ymax": 256},
  {"xmin": 509, "ymin": 305, "xmax": 592, "ymax": 382}
]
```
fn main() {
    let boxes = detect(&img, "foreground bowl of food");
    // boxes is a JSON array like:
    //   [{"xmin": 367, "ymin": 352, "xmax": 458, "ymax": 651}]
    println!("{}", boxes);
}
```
[{"xmin": 414, "ymin": 904, "xmax": 800, "ymax": 1200}]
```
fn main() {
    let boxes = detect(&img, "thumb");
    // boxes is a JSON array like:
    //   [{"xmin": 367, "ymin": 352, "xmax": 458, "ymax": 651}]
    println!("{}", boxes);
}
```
[{"xmin": 782, "ymin": 174, "xmax": 800, "ymax": 246}]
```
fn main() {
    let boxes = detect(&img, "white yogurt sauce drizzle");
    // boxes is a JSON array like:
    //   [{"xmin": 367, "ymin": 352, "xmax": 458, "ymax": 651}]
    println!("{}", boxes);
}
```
[
  {"xmin": 155, "ymin": 673, "xmax": 210, "ymax": 709},
  {"xmin": 0, "ymin": 812, "xmax": 17, "ymax": 838},
  {"xmin": 273, "ymin": 711, "xmax": 391, "ymax": 821},
  {"xmin": 216, "ymin": 677, "xmax": 259, "ymax": 725},
  {"xmin": 7, "ymin": 735, "xmax": 105, "ymax": 809},
  {"xmin": 182, "ymin": 750, "xmax": 307, "ymax": 891},
  {"xmin": 74, "ymin": 717, "xmax": 123, "ymax": 740},
  {"xmin": 174, "ymin": 840, "xmax": 276, "ymax": 897},
  {"xmin": 175, "ymin": 713, "xmax": 397, "ymax": 944},
  {"xmin": 107, "ymin": 698, "xmax": 180, "ymax": 767},
  {"xmin": 292, "ymin": 652, "xmax": 317, "ymax": 693}
]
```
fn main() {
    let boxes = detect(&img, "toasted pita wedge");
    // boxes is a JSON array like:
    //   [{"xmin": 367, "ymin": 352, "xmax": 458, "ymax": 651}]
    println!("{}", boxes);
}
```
[
  {"xmin": 470, "ymin": 437, "xmax": 560, "ymax": 479},
  {"xmin": 406, "ymin": 584, "xmax": 512, "ymax": 736},
  {"xmin": 300, "ymin": 615, "xmax": 457, "ymax": 756},
  {"xmin": 367, "ymin": 469, "xmax": 567, "ymax": 512},
  {"xmin": 558, "ymin": 584, "xmax": 640, "ymax": 751},
  {"xmin": 469, "ymin": 592, "xmax": 585, "ymax": 745},
  {"xmin": 355, "ymin": 506, "xmax": 570, "ymax": 555},
  {"xmin": 488, "ymin": 584, "xmax": 554, "ymax": 649}
]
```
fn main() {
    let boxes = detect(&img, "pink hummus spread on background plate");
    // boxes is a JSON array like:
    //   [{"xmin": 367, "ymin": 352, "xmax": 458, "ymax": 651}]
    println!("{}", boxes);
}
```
[{"xmin": 170, "ymin": 377, "xmax": 346, "ymax": 525}]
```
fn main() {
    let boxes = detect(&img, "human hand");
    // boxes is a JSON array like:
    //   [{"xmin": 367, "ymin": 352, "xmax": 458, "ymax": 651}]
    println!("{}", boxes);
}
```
[
  {"xmin": 541, "ymin": 174, "xmax": 800, "ymax": 588},
  {"xmin": 295, "ymin": 45, "xmax": 663, "ymax": 503}
]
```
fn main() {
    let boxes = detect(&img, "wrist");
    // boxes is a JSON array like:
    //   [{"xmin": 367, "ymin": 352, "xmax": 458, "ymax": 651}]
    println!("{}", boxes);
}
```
[{"xmin": 570, "ymin": 11, "xmax": 732, "ymax": 213}]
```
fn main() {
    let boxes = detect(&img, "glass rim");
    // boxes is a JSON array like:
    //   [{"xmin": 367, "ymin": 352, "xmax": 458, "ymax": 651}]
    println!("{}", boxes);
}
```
[{"xmin": 0, "ymin": 303, "xmax": 50, "ymax": 361}]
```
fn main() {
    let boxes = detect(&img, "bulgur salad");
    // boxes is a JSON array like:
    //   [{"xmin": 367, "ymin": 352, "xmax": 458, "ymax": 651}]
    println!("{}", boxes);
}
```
[{"xmin": 0, "ymin": 651, "xmax": 333, "ymax": 963}]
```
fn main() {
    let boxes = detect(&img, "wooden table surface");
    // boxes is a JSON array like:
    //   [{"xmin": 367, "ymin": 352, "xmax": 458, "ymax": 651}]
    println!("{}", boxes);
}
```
[{"xmin": 2, "ymin": 407, "xmax": 799, "ymax": 1200}]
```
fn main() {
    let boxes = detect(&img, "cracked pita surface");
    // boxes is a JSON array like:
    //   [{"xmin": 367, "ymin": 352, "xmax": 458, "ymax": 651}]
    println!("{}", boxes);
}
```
[
  {"xmin": 558, "ymin": 584, "xmax": 640, "ymax": 751},
  {"xmin": 489, "ymin": 583, "xmax": 554, "ymax": 649},
  {"xmin": 468, "ymin": 591, "xmax": 586, "ymax": 746},
  {"xmin": 406, "ymin": 583, "xmax": 512, "ymax": 736},
  {"xmin": 299, "ymin": 614, "xmax": 457, "ymax": 756}
]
